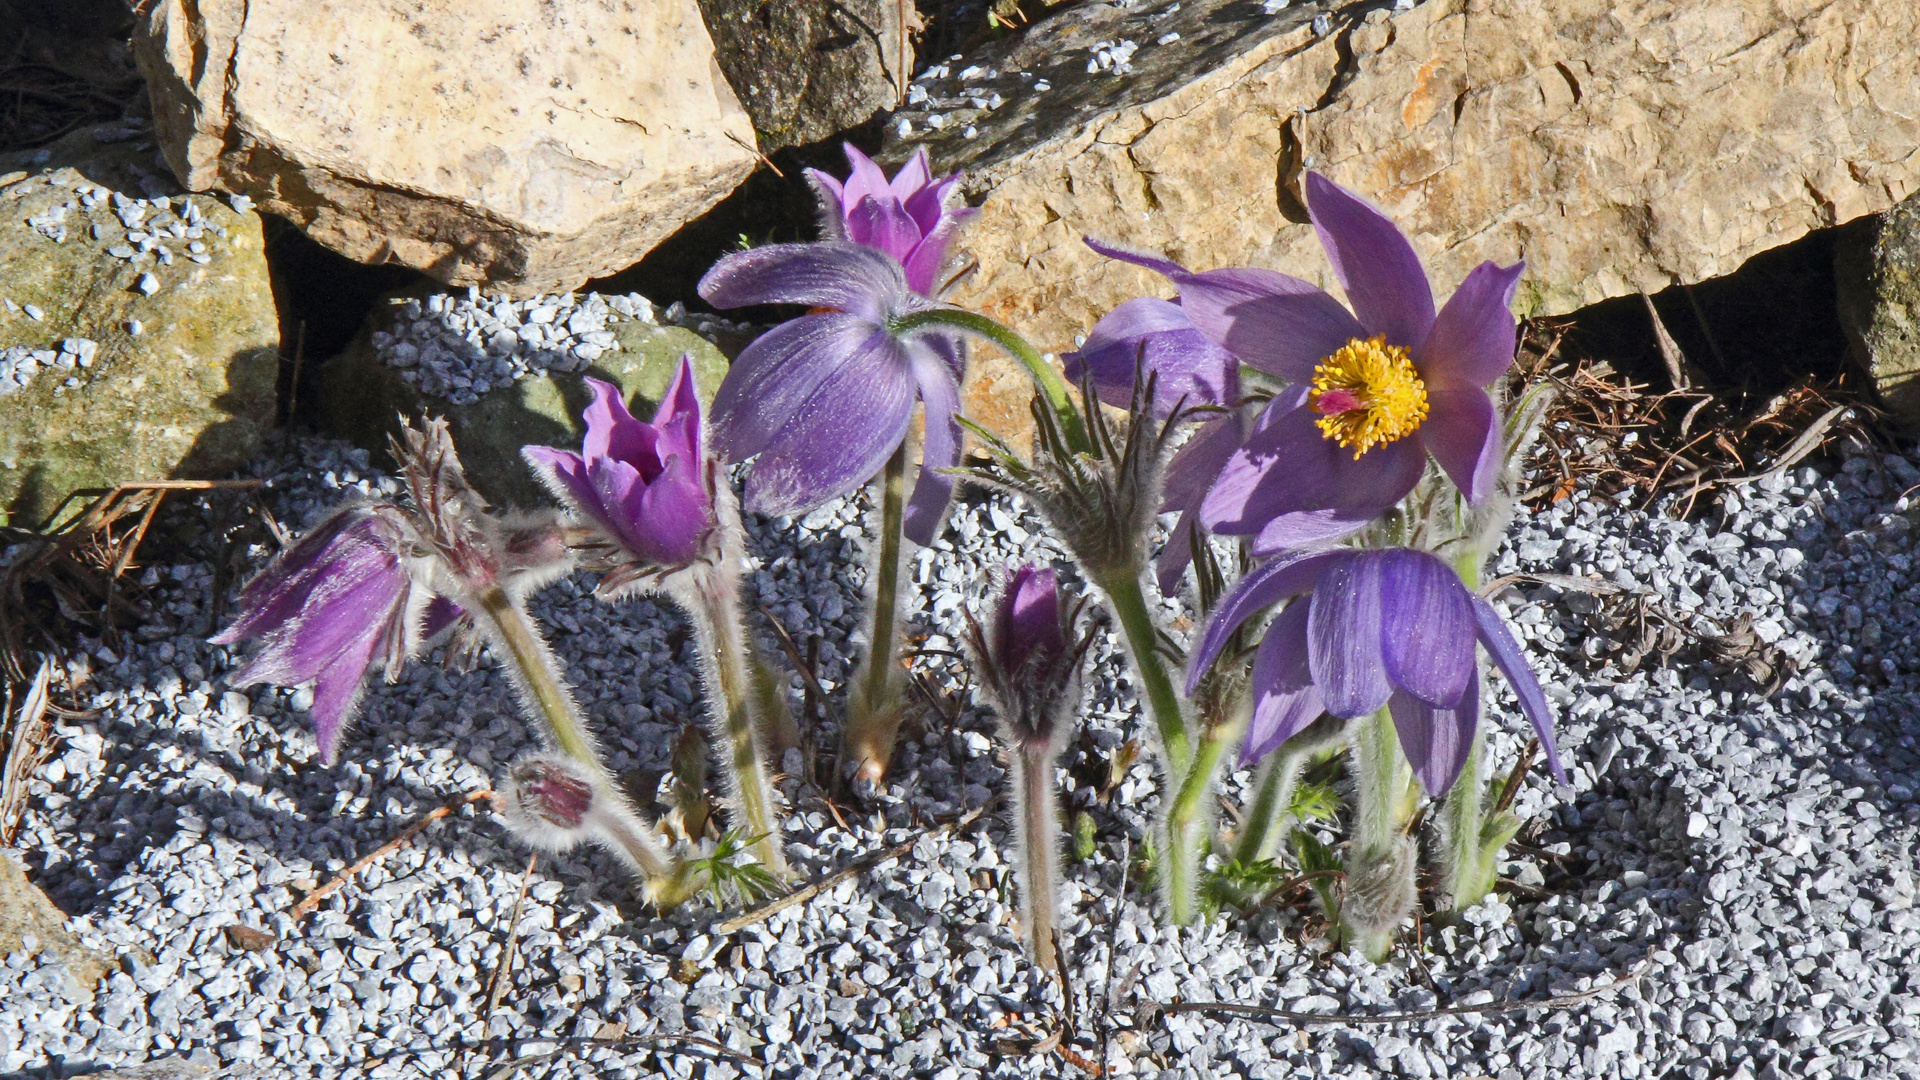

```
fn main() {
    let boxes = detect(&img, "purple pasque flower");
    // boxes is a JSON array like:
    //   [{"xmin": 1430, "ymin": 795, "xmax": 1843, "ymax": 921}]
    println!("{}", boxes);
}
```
[
  {"xmin": 211, "ymin": 505, "xmax": 462, "ymax": 763},
  {"xmin": 523, "ymin": 357, "xmax": 718, "ymax": 588},
  {"xmin": 1188, "ymin": 546, "xmax": 1566, "ymax": 796},
  {"xmin": 699, "ymin": 242, "xmax": 961, "ymax": 546},
  {"xmin": 1089, "ymin": 175, "xmax": 1525, "ymax": 552},
  {"xmin": 807, "ymin": 143, "xmax": 976, "ymax": 297}
]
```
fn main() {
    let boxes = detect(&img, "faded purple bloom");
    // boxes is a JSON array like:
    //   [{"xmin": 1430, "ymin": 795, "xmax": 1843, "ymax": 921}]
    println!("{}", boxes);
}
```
[
  {"xmin": 211, "ymin": 506, "xmax": 457, "ymax": 763},
  {"xmin": 1188, "ymin": 547, "xmax": 1566, "ymax": 796},
  {"xmin": 523, "ymin": 357, "xmax": 718, "ymax": 581},
  {"xmin": 807, "ymin": 144, "xmax": 975, "ymax": 296},
  {"xmin": 699, "ymin": 242, "xmax": 961, "ymax": 545},
  {"xmin": 1088, "ymin": 174, "xmax": 1524, "ymax": 552}
]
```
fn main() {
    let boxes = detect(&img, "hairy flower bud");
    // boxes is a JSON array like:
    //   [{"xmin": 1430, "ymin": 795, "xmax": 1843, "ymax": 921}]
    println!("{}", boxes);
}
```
[
  {"xmin": 967, "ymin": 564, "xmax": 1090, "ymax": 754},
  {"xmin": 497, "ymin": 754, "xmax": 598, "ymax": 851}
]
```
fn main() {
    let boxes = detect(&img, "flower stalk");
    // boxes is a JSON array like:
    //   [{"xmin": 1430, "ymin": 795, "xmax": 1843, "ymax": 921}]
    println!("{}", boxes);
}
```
[
  {"xmin": 890, "ymin": 307, "xmax": 1091, "ymax": 457},
  {"xmin": 1342, "ymin": 708, "xmax": 1420, "ymax": 961},
  {"xmin": 1097, "ymin": 567, "xmax": 1192, "ymax": 777},
  {"xmin": 1162, "ymin": 699, "xmax": 1240, "ymax": 926},
  {"xmin": 846, "ymin": 441, "xmax": 912, "ymax": 782},
  {"xmin": 684, "ymin": 556, "xmax": 788, "ymax": 880},
  {"xmin": 1012, "ymin": 742, "xmax": 1063, "ymax": 971}
]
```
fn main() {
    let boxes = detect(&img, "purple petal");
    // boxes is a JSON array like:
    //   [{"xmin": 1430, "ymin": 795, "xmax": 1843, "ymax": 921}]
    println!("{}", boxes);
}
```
[
  {"xmin": 805, "ymin": 169, "xmax": 849, "ymax": 241},
  {"xmin": 1470, "ymin": 595, "xmax": 1568, "ymax": 785},
  {"xmin": 1240, "ymin": 601, "xmax": 1325, "ymax": 767},
  {"xmin": 889, "ymin": 148, "xmax": 934, "ymax": 205},
  {"xmin": 698, "ymin": 242, "xmax": 910, "ymax": 323},
  {"xmin": 1154, "ymin": 413, "xmax": 1244, "ymax": 595},
  {"xmin": 1063, "ymin": 298, "xmax": 1236, "ymax": 416},
  {"xmin": 1249, "ymin": 509, "xmax": 1376, "ymax": 555},
  {"xmin": 900, "ymin": 200, "xmax": 975, "ymax": 296},
  {"xmin": 228, "ymin": 557, "xmax": 408, "ymax": 688},
  {"xmin": 523, "ymin": 445, "xmax": 614, "ymax": 532},
  {"xmin": 634, "ymin": 452, "xmax": 714, "ymax": 565},
  {"xmin": 1388, "ymin": 677, "xmax": 1479, "ymax": 797},
  {"xmin": 738, "ymin": 326, "xmax": 919, "ymax": 518},
  {"xmin": 1306, "ymin": 551, "xmax": 1392, "ymax": 718},
  {"xmin": 1304, "ymin": 172, "xmax": 1435, "ymax": 349},
  {"xmin": 1376, "ymin": 549, "xmax": 1476, "ymax": 708},
  {"xmin": 1201, "ymin": 393, "xmax": 1424, "ymax": 538},
  {"xmin": 651, "ymin": 355, "xmax": 703, "ymax": 465},
  {"xmin": 1172, "ymin": 267, "xmax": 1366, "ymax": 382},
  {"xmin": 711, "ymin": 313, "xmax": 888, "ymax": 462},
  {"xmin": 1185, "ymin": 549, "xmax": 1351, "ymax": 695},
  {"xmin": 588, "ymin": 456, "xmax": 651, "ymax": 555},
  {"xmin": 902, "ymin": 344, "xmax": 962, "ymax": 546},
  {"xmin": 840, "ymin": 143, "xmax": 891, "ymax": 211},
  {"xmin": 846, "ymin": 195, "xmax": 923, "ymax": 266},
  {"xmin": 1421, "ymin": 386, "xmax": 1501, "ymax": 504},
  {"xmin": 1002, "ymin": 563, "xmax": 1061, "ymax": 666},
  {"xmin": 421, "ymin": 596, "xmax": 464, "ymax": 640},
  {"xmin": 1417, "ymin": 260, "xmax": 1525, "ymax": 389},
  {"xmin": 1083, "ymin": 236, "xmax": 1187, "ymax": 279},
  {"xmin": 306, "ymin": 587, "xmax": 411, "ymax": 764},
  {"xmin": 580, "ymin": 378, "xmax": 658, "ymax": 479},
  {"xmin": 213, "ymin": 508, "xmax": 396, "ymax": 645}
]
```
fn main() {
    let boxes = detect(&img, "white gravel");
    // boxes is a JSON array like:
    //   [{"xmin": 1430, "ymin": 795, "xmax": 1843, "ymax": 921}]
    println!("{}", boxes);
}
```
[{"xmin": 2, "ymin": 423, "xmax": 1918, "ymax": 1080}]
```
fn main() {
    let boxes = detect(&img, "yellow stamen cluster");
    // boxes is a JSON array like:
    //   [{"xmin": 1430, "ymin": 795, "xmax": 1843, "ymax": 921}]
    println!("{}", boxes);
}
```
[{"xmin": 1308, "ymin": 335, "xmax": 1429, "ymax": 458}]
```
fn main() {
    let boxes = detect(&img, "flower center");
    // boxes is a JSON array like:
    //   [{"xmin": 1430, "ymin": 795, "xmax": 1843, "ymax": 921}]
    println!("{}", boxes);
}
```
[{"xmin": 1308, "ymin": 335, "xmax": 1428, "ymax": 458}]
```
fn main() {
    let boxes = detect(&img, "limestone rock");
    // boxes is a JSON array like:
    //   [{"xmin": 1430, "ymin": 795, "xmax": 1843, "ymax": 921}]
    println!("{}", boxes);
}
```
[
  {"xmin": 700, "ymin": 0, "xmax": 912, "ymax": 152},
  {"xmin": 881, "ymin": 0, "xmax": 1920, "ymax": 444},
  {"xmin": 0, "ymin": 126, "xmax": 279, "ymax": 528},
  {"xmin": 1838, "ymin": 192, "xmax": 1920, "ymax": 427},
  {"xmin": 0, "ymin": 850, "xmax": 111, "ymax": 999},
  {"xmin": 132, "ymin": 0, "xmax": 759, "ymax": 295},
  {"xmin": 320, "ymin": 296, "xmax": 731, "ymax": 510}
]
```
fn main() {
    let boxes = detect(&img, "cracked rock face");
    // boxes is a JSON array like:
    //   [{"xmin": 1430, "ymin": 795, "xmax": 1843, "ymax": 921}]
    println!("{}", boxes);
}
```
[
  {"xmin": 699, "ymin": 0, "xmax": 912, "ymax": 153},
  {"xmin": 132, "ymin": 0, "xmax": 758, "ymax": 295},
  {"xmin": 884, "ymin": 0, "xmax": 1920, "ymax": 446},
  {"xmin": 1838, "ymin": 191, "xmax": 1920, "ymax": 429}
]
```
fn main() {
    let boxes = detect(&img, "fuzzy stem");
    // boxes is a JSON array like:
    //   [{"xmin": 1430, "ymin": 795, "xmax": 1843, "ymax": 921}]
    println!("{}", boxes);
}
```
[
  {"xmin": 1163, "ymin": 722, "xmax": 1232, "ymax": 925},
  {"xmin": 889, "ymin": 308, "xmax": 1092, "ymax": 456},
  {"xmin": 846, "ymin": 442, "xmax": 910, "ymax": 780},
  {"xmin": 1441, "ymin": 724, "xmax": 1499, "ymax": 910},
  {"xmin": 1012, "ymin": 742, "xmax": 1062, "ymax": 971},
  {"xmin": 1342, "ymin": 707, "xmax": 1417, "ymax": 961},
  {"xmin": 1234, "ymin": 746, "xmax": 1308, "ymax": 866},
  {"xmin": 473, "ymin": 586, "xmax": 675, "ymax": 883},
  {"xmin": 1097, "ymin": 569, "xmax": 1191, "ymax": 777},
  {"xmin": 687, "ymin": 561, "xmax": 789, "ymax": 880}
]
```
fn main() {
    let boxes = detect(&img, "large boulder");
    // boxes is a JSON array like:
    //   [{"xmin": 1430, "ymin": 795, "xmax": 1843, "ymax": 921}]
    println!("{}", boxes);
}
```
[
  {"xmin": 0, "ymin": 125, "xmax": 278, "ymax": 528},
  {"xmin": 319, "ymin": 289, "xmax": 732, "ymax": 509},
  {"xmin": 1838, "ymin": 192, "xmax": 1920, "ymax": 427},
  {"xmin": 699, "ymin": 0, "xmax": 912, "ymax": 153},
  {"xmin": 881, "ymin": 0, "xmax": 1920, "ymax": 443},
  {"xmin": 131, "ymin": 0, "xmax": 759, "ymax": 296}
]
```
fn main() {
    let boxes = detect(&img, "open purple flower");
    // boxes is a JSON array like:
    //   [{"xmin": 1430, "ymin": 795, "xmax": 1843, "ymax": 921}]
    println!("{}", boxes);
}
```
[
  {"xmin": 1188, "ymin": 547, "xmax": 1566, "ymax": 796},
  {"xmin": 211, "ymin": 506, "xmax": 460, "ymax": 763},
  {"xmin": 807, "ymin": 143, "xmax": 975, "ymax": 297},
  {"xmin": 699, "ymin": 242, "xmax": 961, "ymax": 545},
  {"xmin": 1089, "ymin": 175, "xmax": 1525, "ymax": 551},
  {"xmin": 523, "ymin": 357, "xmax": 717, "ymax": 585}
]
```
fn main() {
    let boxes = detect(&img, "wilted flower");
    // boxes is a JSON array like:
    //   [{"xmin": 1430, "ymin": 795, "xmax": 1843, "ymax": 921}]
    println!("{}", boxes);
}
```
[
  {"xmin": 807, "ymin": 143, "xmax": 975, "ymax": 297},
  {"xmin": 211, "ymin": 505, "xmax": 460, "ymax": 762},
  {"xmin": 1188, "ymin": 547, "xmax": 1566, "ymax": 796},
  {"xmin": 699, "ymin": 242, "xmax": 962, "ymax": 545},
  {"xmin": 1089, "ymin": 174, "xmax": 1525, "ymax": 551},
  {"xmin": 523, "ymin": 358, "xmax": 718, "ymax": 592}
]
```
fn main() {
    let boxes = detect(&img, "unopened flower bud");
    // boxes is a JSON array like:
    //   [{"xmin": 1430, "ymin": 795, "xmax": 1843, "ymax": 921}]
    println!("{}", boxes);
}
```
[{"xmin": 499, "ymin": 754, "xmax": 598, "ymax": 850}]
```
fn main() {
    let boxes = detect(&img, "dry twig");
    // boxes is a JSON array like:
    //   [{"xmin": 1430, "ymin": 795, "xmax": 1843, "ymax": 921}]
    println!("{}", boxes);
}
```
[{"xmin": 289, "ymin": 790, "xmax": 494, "ymax": 920}]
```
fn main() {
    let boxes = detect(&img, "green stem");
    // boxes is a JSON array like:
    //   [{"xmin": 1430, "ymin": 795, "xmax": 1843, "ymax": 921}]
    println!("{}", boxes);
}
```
[
  {"xmin": 1233, "ymin": 745, "xmax": 1307, "ymax": 866},
  {"xmin": 1163, "ymin": 724, "xmax": 1232, "ymax": 925},
  {"xmin": 474, "ymin": 586, "xmax": 676, "ymax": 883},
  {"xmin": 1442, "ymin": 724, "xmax": 1498, "ymax": 910},
  {"xmin": 1098, "ymin": 569, "xmax": 1191, "ymax": 777},
  {"xmin": 890, "ymin": 308, "xmax": 1091, "ymax": 456},
  {"xmin": 1013, "ymin": 743, "xmax": 1061, "ymax": 972},
  {"xmin": 847, "ymin": 443, "xmax": 910, "ymax": 779},
  {"xmin": 1342, "ymin": 707, "xmax": 1417, "ymax": 961},
  {"xmin": 689, "ymin": 562, "xmax": 788, "ymax": 879}
]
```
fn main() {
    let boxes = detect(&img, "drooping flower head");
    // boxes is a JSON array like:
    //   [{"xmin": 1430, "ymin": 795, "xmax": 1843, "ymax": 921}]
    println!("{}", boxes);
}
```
[
  {"xmin": 1089, "ymin": 174, "xmax": 1526, "ymax": 552},
  {"xmin": 523, "ymin": 357, "xmax": 719, "ymax": 594},
  {"xmin": 699, "ymin": 242, "xmax": 962, "ymax": 545},
  {"xmin": 807, "ymin": 144, "xmax": 976, "ymax": 297},
  {"xmin": 213, "ymin": 418, "xmax": 567, "ymax": 763},
  {"xmin": 211, "ymin": 506, "xmax": 461, "ymax": 762},
  {"xmin": 1188, "ymin": 547, "xmax": 1566, "ymax": 796}
]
